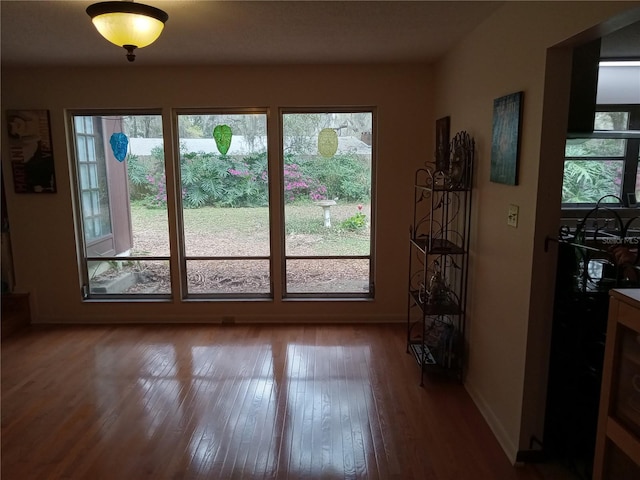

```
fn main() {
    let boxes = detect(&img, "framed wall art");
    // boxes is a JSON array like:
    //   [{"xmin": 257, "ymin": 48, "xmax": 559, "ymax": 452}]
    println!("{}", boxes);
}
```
[
  {"xmin": 435, "ymin": 116, "xmax": 450, "ymax": 172},
  {"xmin": 6, "ymin": 109, "xmax": 56, "ymax": 193},
  {"xmin": 490, "ymin": 92, "xmax": 523, "ymax": 186}
]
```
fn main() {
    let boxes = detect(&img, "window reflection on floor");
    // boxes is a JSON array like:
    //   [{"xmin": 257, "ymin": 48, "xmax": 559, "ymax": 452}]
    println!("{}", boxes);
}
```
[{"xmin": 93, "ymin": 340, "xmax": 374, "ymax": 477}]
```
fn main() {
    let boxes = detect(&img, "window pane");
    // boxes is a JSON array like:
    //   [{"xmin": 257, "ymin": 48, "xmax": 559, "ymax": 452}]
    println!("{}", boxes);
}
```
[
  {"xmin": 594, "ymin": 111, "xmax": 629, "ymax": 131},
  {"xmin": 565, "ymin": 138, "xmax": 626, "ymax": 157},
  {"xmin": 74, "ymin": 116, "xmax": 86, "ymax": 134},
  {"xmin": 84, "ymin": 117, "xmax": 94, "ymax": 134},
  {"xmin": 286, "ymin": 258, "xmax": 370, "ymax": 294},
  {"xmin": 562, "ymin": 160, "xmax": 623, "ymax": 203},
  {"xmin": 73, "ymin": 113, "xmax": 170, "ymax": 298},
  {"xmin": 81, "ymin": 191, "xmax": 92, "ymax": 216},
  {"xmin": 285, "ymin": 203, "xmax": 370, "ymax": 256},
  {"xmin": 79, "ymin": 164, "xmax": 88, "ymax": 187},
  {"xmin": 77, "ymin": 137, "xmax": 87, "ymax": 162},
  {"xmin": 75, "ymin": 117, "xmax": 112, "ymax": 243},
  {"xmin": 87, "ymin": 259, "xmax": 171, "ymax": 294},
  {"xmin": 282, "ymin": 111, "xmax": 373, "ymax": 295},
  {"xmin": 177, "ymin": 113, "xmax": 270, "ymax": 258},
  {"xmin": 173, "ymin": 113, "xmax": 271, "ymax": 297},
  {"xmin": 91, "ymin": 192, "xmax": 100, "ymax": 216},
  {"xmin": 124, "ymin": 115, "xmax": 170, "ymax": 257},
  {"xmin": 87, "ymin": 138, "xmax": 96, "ymax": 162},
  {"xmin": 89, "ymin": 164, "xmax": 98, "ymax": 188},
  {"xmin": 181, "ymin": 207, "xmax": 270, "ymax": 257},
  {"xmin": 128, "ymin": 204, "xmax": 170, "ymax": 256},
  {"xmin": 186, "ymin": 259, "xmax": 270, "ymax": 294},
  {"xmin": 84, "ymin": 219, "xmax": 94, "ymax": 239},
  {"xmin": 93, "ymin": 218, "xmax": 101, "ymax": 238}
]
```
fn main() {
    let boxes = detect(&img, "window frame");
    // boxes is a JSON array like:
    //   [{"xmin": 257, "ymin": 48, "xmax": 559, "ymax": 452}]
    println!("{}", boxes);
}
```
[
  {"xmin": 69, "ymin": 106, "xmax": 379, "ymax": 302},
  {"xmin": 279, "ymin": 107, "xmax": 377, "ymax": 300},
  {"xmin": 562, "ymin": 104, "xmax": 640, "ymax": 215},
  {"xmin": 173, "ymin": 108, "xmax": 274, "ymax": 301},
  {"xmin": 74, "ymin": 115, "xmax": 113, "ymax": 245},
  {"xmin": 68, "ymin": 109, "xmax": 172, "ymax": 301}
]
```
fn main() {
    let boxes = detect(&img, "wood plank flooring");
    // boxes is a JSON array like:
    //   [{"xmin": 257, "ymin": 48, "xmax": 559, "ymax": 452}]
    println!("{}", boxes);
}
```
[{"xmin": 2, "ymin": 324, "xmax": 571, "ymax": 479}]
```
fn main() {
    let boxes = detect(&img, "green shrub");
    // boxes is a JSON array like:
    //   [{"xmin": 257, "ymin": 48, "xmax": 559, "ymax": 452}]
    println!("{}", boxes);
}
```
[
  {"xmin": 341, "ymin": 211, "xmax": 367, "ymax": 231},
  {"xmin": 127, "ymin": 147, "xmax": 370, "ymax": 209},
  {"xmin": 562, "ymin": 160, "xmax": 622, "ymax": 203},
  {"xmin": 297, "ymin": 153, "xmax": 371, "ymax": 202}
]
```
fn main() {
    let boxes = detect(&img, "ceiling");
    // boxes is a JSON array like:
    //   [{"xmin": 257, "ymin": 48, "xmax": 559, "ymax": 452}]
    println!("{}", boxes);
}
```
[
  {"xmin": 2, "ymin": 1, "xmax": 637, "ymax": 68},
  {"xmin": 1, "ymin": 0, "xmax": 506, "ymax": 67},
  {"xmin": 600, "ymin": 20, "xmax": 640, "ymax": 59}
]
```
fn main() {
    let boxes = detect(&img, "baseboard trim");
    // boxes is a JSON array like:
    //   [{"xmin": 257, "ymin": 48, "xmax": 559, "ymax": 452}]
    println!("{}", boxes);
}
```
[
  {"xmin": 31, "ymin": 313, "xmax": 406, "ymax": 325},
  {"xmin": 464, "ymin": 379, "xmax": 519, "ymax": 465},
  {"xmin": 515, "ymin": 449, "xmax": 546, "ymax": 463}
]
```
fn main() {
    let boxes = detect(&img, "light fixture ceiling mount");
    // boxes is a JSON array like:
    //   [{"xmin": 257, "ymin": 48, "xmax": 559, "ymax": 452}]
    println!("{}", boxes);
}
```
[{"xmin": 86, "ymin": 1, "xmax": 168, "ymax": 62}]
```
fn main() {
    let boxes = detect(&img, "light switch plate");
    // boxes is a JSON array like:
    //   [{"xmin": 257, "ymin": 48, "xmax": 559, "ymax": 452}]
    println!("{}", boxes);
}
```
[{"xmin": 508, "ymin": 204, "xmax": 519, "ymax": 228}]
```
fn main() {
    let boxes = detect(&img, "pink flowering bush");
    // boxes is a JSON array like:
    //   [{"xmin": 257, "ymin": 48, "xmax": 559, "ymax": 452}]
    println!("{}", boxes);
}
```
[
  {"xmin": 283, "ymin": 163, "xmax": 327, "ymax": 203},
  {"xmin": 128, "ymin": 148, "xmax": 370, "ymax": 208}
]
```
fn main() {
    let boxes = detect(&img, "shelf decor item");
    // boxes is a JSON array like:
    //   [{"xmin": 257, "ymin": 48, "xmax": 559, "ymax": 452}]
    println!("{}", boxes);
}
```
[
  {"xmin": 424, "ymin": 131, "xmax": 474, "ymax": 191},
  {"xmin": 426, "ymin": 261, "xmax": 449, "ymax": 305},
  {"xmin": 448, "ymin": 131, "xmax": 474, "ymax": 190},
  {"xmin": 406, "ymin": 130, "xmax": 474, "ymax": 385}
]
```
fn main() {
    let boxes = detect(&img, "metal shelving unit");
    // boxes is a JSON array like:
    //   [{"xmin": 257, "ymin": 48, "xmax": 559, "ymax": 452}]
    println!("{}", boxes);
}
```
[{"xmin": 406, "ymin": 131, "xmax": 474, "ymax": 385}]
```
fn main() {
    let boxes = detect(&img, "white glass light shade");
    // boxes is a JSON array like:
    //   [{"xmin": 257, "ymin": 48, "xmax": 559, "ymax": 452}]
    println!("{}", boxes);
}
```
[
  {"xmin": 91, "ymin": 11, "xmax": 165, "ymax": 49},
  {"xmin": 87, "ymin": 2, "xmax": 168, "ymax": 61}
]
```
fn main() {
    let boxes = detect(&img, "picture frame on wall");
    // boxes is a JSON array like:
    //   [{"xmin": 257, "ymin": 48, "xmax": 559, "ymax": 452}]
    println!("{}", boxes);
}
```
[
  {"xmin": 6, "ymin": 109, "xmax": 56, "ymax": 193},
  {"xmin": 435, "ymin": 116, "xmax": 450, "ymax": 172},
  {"xmin": 490, "ymin": 92, "xmax": 523, "ymax": 186}
]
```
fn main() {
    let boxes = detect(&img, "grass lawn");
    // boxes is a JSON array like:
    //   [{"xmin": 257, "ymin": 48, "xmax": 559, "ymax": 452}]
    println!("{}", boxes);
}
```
[
  {"xmin": 92, "ymin": 202, "xmax": 371, "ymax": 294},
  {"xmin": 130, "ymin": 201, "xmax": 370, "ymax": 257}
]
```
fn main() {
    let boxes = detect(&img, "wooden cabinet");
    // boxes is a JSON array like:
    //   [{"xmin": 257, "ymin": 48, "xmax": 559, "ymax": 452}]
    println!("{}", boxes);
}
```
[{"xmin": 593, "ymin": 289, "xmax": 640, "ymax": 479}]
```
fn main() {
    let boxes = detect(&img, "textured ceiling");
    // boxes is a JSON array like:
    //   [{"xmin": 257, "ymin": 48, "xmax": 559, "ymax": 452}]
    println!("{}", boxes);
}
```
[
  {"xmin": 1, "ymin": 1, "xmax": 505, "ymax": 67},
  {"xmin": 600, "ymin": 20, "xmax": 640, "ymax": 59},
  {"xmin": 2, "ymin": 2, "xmax": 636, "ymax": 68}
]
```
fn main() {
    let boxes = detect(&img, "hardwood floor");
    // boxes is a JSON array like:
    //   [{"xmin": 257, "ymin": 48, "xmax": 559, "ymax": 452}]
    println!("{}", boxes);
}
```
[{"xmin": 2, "ymin": 323, "xmax": 571, "ymax": 479}]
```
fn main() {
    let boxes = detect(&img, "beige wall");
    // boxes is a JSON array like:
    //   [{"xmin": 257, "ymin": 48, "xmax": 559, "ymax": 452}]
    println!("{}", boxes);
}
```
[
  {"xmin": 1, "ymin": 64, "xmax": 431, "ymax": 323},
  {"xmin": 433, "ymin": 0, "xmax": 640, "ymax": 463}
]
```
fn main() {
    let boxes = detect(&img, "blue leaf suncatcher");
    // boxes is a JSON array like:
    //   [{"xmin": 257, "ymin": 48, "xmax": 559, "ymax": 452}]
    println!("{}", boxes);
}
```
[{"xmin": 110, "ymin": 132, "xmax": 129, "ymax": 162}]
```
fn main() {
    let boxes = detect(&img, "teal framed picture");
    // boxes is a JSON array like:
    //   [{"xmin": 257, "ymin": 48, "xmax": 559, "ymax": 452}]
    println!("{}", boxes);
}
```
[{"xmin": 490, "ymin": 92, "xmax": 523, "ymax": 186}]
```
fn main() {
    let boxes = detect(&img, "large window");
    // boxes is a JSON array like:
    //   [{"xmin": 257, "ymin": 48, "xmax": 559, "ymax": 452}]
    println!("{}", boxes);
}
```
[
  {"xmin": 71, "ymin": 113, "xmax": 171, "ymax": 298},
  {"xmin": 281, "ymin": 111, "xmax": 374, "ymax": 297},
  {"xmin": 176, "ymin": 112, "xmax": 271, "ymax": 297},
  {"xmin": 70, "ymin": 108, "xmax": 376, "ymax": 300},
  {"xmin": 563, "ymin": 106, "xmax": 640, "ymax": 207}
]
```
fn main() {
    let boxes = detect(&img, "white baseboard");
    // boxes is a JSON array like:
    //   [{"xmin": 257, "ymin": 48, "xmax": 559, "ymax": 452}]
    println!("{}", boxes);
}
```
[
  {"xmin": 31, "ymin": 313, "xmax": 406, "ymax": 325},
  {"xmin": 464, "ymin": 379, "xmax": 519, "ymax": 465}
]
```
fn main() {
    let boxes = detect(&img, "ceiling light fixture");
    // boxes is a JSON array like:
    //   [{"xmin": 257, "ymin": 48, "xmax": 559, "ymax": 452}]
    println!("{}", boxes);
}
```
[{"xmin": 86, "ymin": 1, "xmax": 168, "ymax": 62}]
